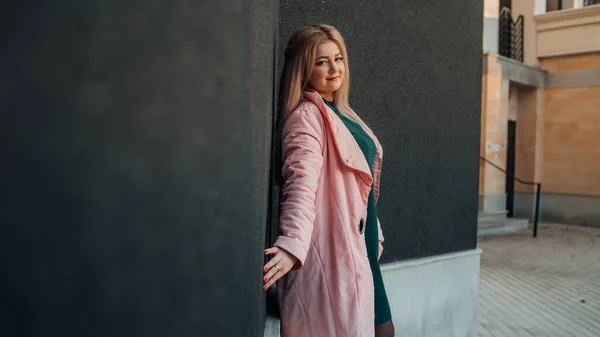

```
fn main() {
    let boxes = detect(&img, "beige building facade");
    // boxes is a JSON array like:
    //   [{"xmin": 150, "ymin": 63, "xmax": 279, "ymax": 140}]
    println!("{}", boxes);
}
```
[{"xmin": 480, "ymin": 0, "xmax": 600, "ymax": 227}]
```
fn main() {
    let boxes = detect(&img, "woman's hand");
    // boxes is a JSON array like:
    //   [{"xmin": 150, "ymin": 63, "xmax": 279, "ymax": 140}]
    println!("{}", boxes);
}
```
[
  {"xmin": 378, "ymin": 242, "xmax": 384, "ymax": 261},
  {"xmin": 263, "ymin": 246, "xmax": 299, "ymax": 291}
]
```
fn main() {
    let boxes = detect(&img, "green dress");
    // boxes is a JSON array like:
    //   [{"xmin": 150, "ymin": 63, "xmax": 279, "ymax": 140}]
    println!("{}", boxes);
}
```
[{"xmin": 323, "ymin": 99, "xmax": 392, "ymax": 325}]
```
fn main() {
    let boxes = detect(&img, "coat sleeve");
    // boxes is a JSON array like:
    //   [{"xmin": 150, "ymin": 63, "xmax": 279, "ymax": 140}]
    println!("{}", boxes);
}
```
[
  {"xmin": 377, "ymin": 217, "xmax": 385, "ymax": 243},
  {"xmin": 274, "ymin": 107, "xmax": 325, "ymax": 269}
]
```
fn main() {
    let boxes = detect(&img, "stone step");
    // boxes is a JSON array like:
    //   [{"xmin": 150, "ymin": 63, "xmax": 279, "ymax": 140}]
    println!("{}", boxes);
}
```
[
  {"xmin": 478, "ymin": 210, "xmax": 509, "ymax": 222},
  {"xmin": 477, "ymin": 218, "xmax": 530, "ymax": 238}
]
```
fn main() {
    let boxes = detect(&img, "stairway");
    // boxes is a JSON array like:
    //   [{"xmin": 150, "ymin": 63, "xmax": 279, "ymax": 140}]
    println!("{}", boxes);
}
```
[{"xmin": 478, "ymin": 210, "xmax": 530, "ymax": 237}]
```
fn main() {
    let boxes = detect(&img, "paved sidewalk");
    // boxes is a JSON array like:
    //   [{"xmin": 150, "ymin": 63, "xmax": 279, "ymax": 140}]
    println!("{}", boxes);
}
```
[{"xmin": 477, "ymin": 224, "xmax": 600, "ymax": 337}]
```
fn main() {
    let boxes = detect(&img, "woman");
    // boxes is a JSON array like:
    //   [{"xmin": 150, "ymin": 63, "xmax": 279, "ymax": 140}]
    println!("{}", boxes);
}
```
[{"xmin": 263, "ymin": 24, "xmax": 394, "ymax": 337}]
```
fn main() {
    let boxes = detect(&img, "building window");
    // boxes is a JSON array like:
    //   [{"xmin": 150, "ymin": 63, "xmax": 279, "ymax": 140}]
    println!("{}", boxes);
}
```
[{"xmin": 546, "ymin": 0, "xmax": 562, "ymax": 12}]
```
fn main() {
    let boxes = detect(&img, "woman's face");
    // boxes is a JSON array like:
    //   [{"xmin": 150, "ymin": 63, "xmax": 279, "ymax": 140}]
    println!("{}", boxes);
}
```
[{"xmin": 308, "ymin": 40, "xmax": 345, "ymax": 101}]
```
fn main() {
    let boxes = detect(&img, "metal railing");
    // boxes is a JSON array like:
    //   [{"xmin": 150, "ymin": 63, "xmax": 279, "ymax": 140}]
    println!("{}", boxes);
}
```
[
  {"xmin": 498, "ymin": 7, "xmax": 524, "ymax": 62},
  {"xmin": 480, "ymin": 156, "xmax": 542, "ymax": 238}
]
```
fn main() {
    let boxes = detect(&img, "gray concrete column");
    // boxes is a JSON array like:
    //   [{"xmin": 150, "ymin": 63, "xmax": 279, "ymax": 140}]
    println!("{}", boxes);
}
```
[{"xmin": 0, "ymin": 1, "xmax": 276, "ymax": 336}]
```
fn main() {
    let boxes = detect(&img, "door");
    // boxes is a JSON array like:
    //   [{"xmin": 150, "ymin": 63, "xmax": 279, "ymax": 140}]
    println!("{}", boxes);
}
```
[
  {"xmin": 506, "ymin": 120, "xmax": 516, "ymax": 217},
  {"xmin": 500, "ymin": 0, "xmax": 512, "ymax": 11}
]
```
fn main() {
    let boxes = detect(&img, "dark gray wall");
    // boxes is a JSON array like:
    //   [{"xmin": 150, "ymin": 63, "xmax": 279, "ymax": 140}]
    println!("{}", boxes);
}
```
[
  {"xmin": 1, "ymin": 1, "xmax": 275, "ymax": 336},
  {"xmin": 279, "ymin": 0, "xmax": 483, "ymax": 262}
]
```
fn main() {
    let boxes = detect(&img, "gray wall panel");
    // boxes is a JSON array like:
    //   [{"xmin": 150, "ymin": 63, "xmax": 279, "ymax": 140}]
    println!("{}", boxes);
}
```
[
  {"xmin": 0, "ymin": 1, "xmax": 275, "ymax": 336},
  {"xmin": 516, "ymin": 192, "xmax": 600, "ymax": 228},
  {"xmin": 279, "ymin": 0, "xmax": 482, "ymax": 262}
]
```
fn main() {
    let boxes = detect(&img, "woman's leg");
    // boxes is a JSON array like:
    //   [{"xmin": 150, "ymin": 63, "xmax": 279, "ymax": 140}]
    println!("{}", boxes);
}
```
[{"xmin": 375, "ymin": 320, "xmax": 395, "ymax": 337}]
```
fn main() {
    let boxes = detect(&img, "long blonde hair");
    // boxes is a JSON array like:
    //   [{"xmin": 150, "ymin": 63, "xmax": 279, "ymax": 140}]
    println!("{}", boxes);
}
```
[{"xmin": 279, "ymin": 24, "xmax": 353, "ymax": 121}]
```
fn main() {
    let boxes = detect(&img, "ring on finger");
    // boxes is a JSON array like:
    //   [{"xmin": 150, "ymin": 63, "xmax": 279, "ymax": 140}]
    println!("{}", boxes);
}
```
[{"xmin": 275, "ymin": 265, "xmax": 281, "ymax": 272}]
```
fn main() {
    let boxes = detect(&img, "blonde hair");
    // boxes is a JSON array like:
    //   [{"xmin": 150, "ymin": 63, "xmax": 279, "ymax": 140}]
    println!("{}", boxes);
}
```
[{"xmin": 279, "ymin": 24, "xmax": 353, "ymax": 121}]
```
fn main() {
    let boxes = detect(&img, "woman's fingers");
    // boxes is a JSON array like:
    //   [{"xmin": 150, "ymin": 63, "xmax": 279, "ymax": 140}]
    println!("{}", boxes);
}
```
[
  {"xmin": 264, "ymin": 254, "xmax": 294, "ymax": 290},
  {"xmin": 264, "ymin": 247, "xmax": 279, "ymax": 256},
  {"xmin": 263, "ymin": 247, "xmax": 280, "ymax": 272},
  {"xmin": 262, "ymin": 247, "xmax": 298, "ymax": 291},
  {"xmin": 263, "ymin": 247, "xmax": 283, "ymax": 286},
  {"xmin": 263, "ymin": 256, "xmax": 282, "ymax": 283},
  {"xmin": 264, "ymin": 267, "xmax": 285, "ymax": 290}
]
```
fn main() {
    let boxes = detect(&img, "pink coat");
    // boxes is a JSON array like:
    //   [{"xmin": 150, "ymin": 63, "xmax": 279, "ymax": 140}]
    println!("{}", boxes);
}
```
[{"xmin": 274, "ymin": 90, "xmax": 384, "ymax": 337}]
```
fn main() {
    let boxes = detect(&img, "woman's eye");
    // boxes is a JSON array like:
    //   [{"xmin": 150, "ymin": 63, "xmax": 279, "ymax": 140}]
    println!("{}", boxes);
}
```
[
  {"xmin": 316, "ymin": 61, "xmax": 327, "ymax": 65},
  {"xmin": 335, "ymin": 57, "xmax": 344, "ymax": 62}
]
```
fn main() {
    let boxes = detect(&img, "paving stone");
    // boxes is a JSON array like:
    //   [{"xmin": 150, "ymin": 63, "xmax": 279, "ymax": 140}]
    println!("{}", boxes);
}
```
[{"xmin": 477, "ymin": 224, "xmax": 600, "ymax": 337}]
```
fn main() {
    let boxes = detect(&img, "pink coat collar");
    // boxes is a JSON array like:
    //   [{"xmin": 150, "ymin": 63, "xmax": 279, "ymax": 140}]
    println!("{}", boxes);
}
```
[{"xmin": 302, "ymin": 90, "xmax": 382, "ymax": 189}]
